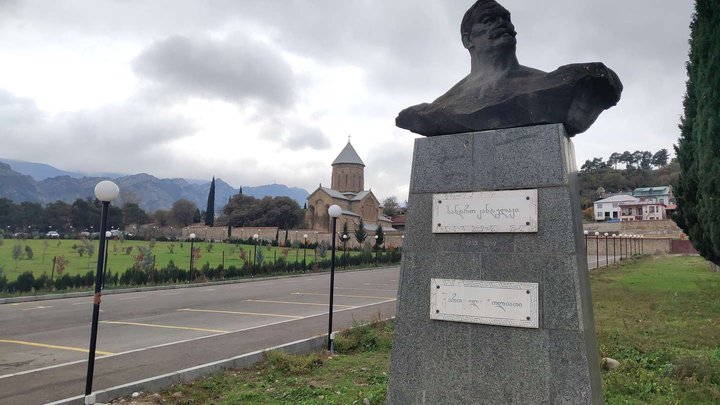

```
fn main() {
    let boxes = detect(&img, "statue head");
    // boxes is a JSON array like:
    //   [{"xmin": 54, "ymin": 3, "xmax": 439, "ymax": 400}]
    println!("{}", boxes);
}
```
[{"xmin": 460, "ymin": 0, "xmax": 517, "ymax": 56}]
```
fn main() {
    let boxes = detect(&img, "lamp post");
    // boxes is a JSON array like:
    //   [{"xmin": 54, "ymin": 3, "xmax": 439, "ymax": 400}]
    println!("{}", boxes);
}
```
[
  {"xmin": 612, "ymin": 234, "xmax": 617, "ymax": 264},
  {"xmin": 253, "ymin": 233, "xmax": 259, "ymax": 277},
  {"xmin": 583, "ymin": 230, "xmax": 588, "ymax": 251},
  {"xmin": 314, "ymin": 231, "xmax": 318, "ymax": 263},
  {"xmin": 374, "ymin": 235, "xmax": 379, "ymax": 266},
  {"xmin": 327, "ymin": 204, "xmax": 342, "ymax": 351},
  {"xmin": 84, "ymin": 180, "xmax": 119, "ymax": 402},
  {"xmin": 103, "ymin": 231, "xmax": 111, "ymax": 290},
  {"xmin": 594, "ymin": 232, "xmax": 599, "ymax": 270},
  {"xmin": 341, "ymin": 233, "xmax": 349, "ymax": 270},
  {"xmin": 641, "ymin": 235, "xmax": 644, "ymax": 255},
  {"xmin": 604, "ymin": 233, "xmax": 609, "ymax": 268},
  {"xmin": 189, "ymin": 233, "xmax": 196, "ymax": 282},
  {"xmin": 303, "ymin": 233, "xmax": 308, "ymax": 271}
]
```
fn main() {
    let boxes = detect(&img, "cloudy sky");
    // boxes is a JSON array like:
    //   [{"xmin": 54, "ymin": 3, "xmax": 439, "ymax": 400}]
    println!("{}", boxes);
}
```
[{"xmin": 0, "ymin": 0, "xmax": 694, "ymax": 202}]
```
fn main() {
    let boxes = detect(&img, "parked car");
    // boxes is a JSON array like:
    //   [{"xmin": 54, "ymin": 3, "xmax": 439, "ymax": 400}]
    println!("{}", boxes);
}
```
[{"xmin": 46, "ymin": 231, "xmax": 60, "ymax": 238}]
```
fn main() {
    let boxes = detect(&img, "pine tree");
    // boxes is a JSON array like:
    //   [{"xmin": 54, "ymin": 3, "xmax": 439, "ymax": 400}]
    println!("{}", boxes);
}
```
[
  {"xmin": 374, "ymin": 224, "xmax": 384, "ymax": 248},
  {"xmin": 354, "ymin": 218, "xmax": 367, "ymax": 245},
  {"xmin": 675, "ymin": 1, "xmax": 720, "ymax": 267},
  {"xmin": 205, "ymin": 177, "xmax": 215, "ymax": 226}
]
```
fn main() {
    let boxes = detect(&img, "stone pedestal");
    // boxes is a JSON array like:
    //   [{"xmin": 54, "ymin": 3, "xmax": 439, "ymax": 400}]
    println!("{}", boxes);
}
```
[{"xmin": 387, "ymin": 124, "xmax": 603, "ymax": 404}]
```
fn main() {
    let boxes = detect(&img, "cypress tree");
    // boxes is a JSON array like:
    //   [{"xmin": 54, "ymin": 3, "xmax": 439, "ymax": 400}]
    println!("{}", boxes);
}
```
[
  {"xmin": 205, "ymin": 177, "xmax": 215, "ymax": 226},
  {"xmin": 675, "ymin": 1, "xmax": 720, "ymax": 267}
]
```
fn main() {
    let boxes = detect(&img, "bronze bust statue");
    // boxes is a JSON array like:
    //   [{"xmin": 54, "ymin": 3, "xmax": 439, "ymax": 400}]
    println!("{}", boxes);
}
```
[{"xmin": 396, "ymin": 0, "xmax": 622, "ymax": 137}]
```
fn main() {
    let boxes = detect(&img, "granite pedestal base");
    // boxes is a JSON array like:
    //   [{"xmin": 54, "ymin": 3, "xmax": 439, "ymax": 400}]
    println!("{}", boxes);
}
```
[{"xmin": 387, "ymin": 124, "xmax": 603, "ymax": 404}]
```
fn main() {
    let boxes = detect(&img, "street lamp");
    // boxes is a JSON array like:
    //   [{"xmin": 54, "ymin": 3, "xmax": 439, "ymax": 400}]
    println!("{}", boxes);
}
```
[
  {"xmin": 604, "ymin": 233, "xmax": 609, "ymax": 268},
  {"xmin": 103, "ymin": 231, "xmax": 111, "ymax": 289},
  {"xmin": 303, "ymin": 233, "xmax": 308, "ymax": 271},
  {"xmin": 341, "ymin": 233, "xmax": 349, "ymax": 270},
  {"xmin": 374, "ymin": 234, "xmax": 379, "ymax": 266},
  {"xmin": 189, "ymin": 233, "xmax": 196, "ymax": 282},
  {"xmin": 85, "ymin": 180, "xmax": 119, "ymax": 402},
  {"xmin": 253, "ymin": 233, "xmax": 259, "ymax": 277},
  {"xmin": 641, "ymin": 235, "xmax": 644, "ymax": 255},
  {"xmin": 612, "ymin": 234, "xmax": 617, "ymax": 264},
  {"xmin": 327, "ymin": 204, "xmax": 342, "ymax": 351},
  {"xmin": 314, "ymin": 231, "xmax": 318, "ymax": 263},
  {"xmin": 584, "ymin": 230, "xmax": 589, "ymax": 251},
  {"xmin": 594, "ymin": 232, "xmax": 599, "ymax": 270}
]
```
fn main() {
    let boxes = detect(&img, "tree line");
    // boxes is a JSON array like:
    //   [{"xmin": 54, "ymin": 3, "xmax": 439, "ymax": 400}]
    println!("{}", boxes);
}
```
[
  {"xmin": 577, "ymin": 149, "xmax": 678, "ymax": 209},
  {"xmin": 580, "ymin": 149, "xmax": 669, "ymax": 172},
  {"xmin": 0, "ymin": 197, "xmax": 205, "ymax": 234}
]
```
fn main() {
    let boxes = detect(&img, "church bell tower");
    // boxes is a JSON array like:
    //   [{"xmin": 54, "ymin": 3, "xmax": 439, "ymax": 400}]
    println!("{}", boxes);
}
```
[{"xmin": 331, "ymin": 141, "xmax": 365, "ymax": 193}]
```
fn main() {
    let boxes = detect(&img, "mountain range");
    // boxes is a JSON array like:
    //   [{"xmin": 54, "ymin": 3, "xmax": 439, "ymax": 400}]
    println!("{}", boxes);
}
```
[{"xmin": 0, "ymin": 159, "xmax": 309, "ymax": 212}]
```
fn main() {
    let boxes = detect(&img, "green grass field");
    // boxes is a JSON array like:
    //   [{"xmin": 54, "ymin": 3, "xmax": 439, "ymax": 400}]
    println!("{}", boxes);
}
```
[
  {"xmin": 0, "ymin": 238, "xmax": 331, "ymax": 281},
  {"xmin": 125, "ymin": 255, "xmax": 720, "ymax": 404}
]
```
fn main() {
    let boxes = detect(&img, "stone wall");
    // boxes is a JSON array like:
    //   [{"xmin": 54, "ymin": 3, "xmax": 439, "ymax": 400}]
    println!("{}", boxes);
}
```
[{"xmin": 583, "ymin": 219, "xmax": 683, "ymax": 237}]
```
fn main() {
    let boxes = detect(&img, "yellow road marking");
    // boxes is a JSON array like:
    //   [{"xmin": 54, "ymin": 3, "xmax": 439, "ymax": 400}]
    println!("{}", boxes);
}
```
[
  {"xmin": 9, "ymin": 303, "xmax": 21, "ymax": 306},
  {"xmin": 178, "ymin": 308, "xmax": 303, "ymax": 319},
  {"xmin": 100, "ymin": 321, "xmax": 227, "ymax": 333},
  {"xmin": 0, "ymin": 339, "xmax": 114, "ymax": 355},
  {"xmin": 244, "ymin": 299, "xmax": 354, "ymax": 308},
  {"xmin": 292, "ymin": 292, "xmax": 394, "ymax": 300}
]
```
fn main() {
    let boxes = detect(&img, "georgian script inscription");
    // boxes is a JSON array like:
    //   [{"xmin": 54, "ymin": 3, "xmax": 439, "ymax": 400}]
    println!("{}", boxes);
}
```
[
  {"xmin": 430, "ymin": 278, "xmax": 539, "ymax": 329},
  {"xmin": 433, "ymin": 189, "xmax": 538, "ymax": 233}
]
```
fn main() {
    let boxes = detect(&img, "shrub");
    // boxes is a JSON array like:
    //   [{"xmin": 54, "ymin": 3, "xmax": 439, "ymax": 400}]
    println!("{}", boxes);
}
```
[
  {"xmin": 24, "ymin": 245, "xmax": 34, "ymax": 260},
  {"xmin": 15, "ymin": 271, "xmax": 35, "ymax": 293}
]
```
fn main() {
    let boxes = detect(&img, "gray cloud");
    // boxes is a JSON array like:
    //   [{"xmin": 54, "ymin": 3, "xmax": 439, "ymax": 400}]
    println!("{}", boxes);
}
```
[
  {"xmin": 258, "ymin": 117, "xmax": 331, "ymax": 151},
  {"xmin": 0, "ymin": 90, "xmax": 194, "ymax": 173},
  {"xmin": 132, "ymin": 35, "xmax": 297, "ymax": 108}
]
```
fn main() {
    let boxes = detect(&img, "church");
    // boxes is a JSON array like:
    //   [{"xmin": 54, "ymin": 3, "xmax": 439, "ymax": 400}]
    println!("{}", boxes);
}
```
[{"xmin": 305, "ymin": 141, "xmax": 395, "ymax": 236}]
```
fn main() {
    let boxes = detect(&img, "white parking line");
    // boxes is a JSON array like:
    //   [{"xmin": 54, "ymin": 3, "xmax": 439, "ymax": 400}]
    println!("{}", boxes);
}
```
[{"xmin": 22, "ymin": 306, "xmax": 53, "ymax": 311}]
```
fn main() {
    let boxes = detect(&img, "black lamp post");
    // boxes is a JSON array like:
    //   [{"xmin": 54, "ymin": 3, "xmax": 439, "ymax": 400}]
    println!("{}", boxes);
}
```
[
  {"xmin": 102, "ymin": 231, "xmax": 111, "ymax": 289},
  {"xmin": 612, "ymin": 234, "xmax": 617, "ymax": 264},
  {"xmin": 604, "ymin": 233, "xmax": 609, "ymax": 268},
  {"xmin": 303, "ymin": 233, "xmax": 308, "ymax": 271},
  {"xmin": 341, "ymin": 233, "xmax": 349, "ymax": 270},
  {"xmin": 584, "ymin": 230, "xmax": 588, "ymax": 251},
  {"xmin": 374, "ymin": 235, "xmax": 379, "ymax": 266},
  {"xmin": 253, "ymin": 233, "xmax": 259, "ymax": 277},
  {"xmin": 327, "ymin": 204, "xmax": 342, "ymax": 351},
  {"xmin": 84, "ymin": 180, "xmax": 119, "ymax": 402},
  {"xmin": 314, "ymin": 231, "xmax": 318, "ymax": 263},
  {"xmin": 594, "ymin": 232, "xmax": 599, "ymax": 269},
  {"xmin": 641, "ymin": 235, "xmax": 644, "ymax": 254},
  {"xmin": 189, "ymin": 233, "xmax": 196, "ymax": 282}
]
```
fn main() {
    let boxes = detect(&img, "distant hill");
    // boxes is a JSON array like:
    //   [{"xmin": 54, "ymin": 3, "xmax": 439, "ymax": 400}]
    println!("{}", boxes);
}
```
[
  {"xmin": 0, "ymin": 158, "xmax": 123, "ymax": 180},
  {"xmin": 0, "ymin": 159, "xmax": 309, "ymax": 212}
]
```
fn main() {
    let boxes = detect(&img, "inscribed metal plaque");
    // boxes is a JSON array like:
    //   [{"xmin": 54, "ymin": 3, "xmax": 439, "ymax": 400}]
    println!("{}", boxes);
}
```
[
  {"xmin": 430, "ymin": 278, "xmax": 539, "ymax": 328},
  {"xmin": 432, "ymin": 189, "xmax": 538, "ymax": 233}
]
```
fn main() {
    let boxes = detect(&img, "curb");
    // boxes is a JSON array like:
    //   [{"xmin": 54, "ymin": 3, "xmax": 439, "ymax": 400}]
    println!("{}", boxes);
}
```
[
  {"xmin": 0, "ymin": 265, "xmax": 398, "ymax": 305},
  {"xmin": 47, "ymin": 317, "xmax": 394, "ymax": 405}
]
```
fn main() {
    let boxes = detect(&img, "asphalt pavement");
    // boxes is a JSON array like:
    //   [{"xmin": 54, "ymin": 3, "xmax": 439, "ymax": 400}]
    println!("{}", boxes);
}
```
[{"xmin": 0, "ymin": 267, "xmax": 400, "ymax": 404}]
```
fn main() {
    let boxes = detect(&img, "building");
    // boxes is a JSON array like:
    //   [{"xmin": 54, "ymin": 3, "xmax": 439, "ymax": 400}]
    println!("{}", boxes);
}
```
[
  {"xmin": 632, "ymin": 186, "xmax": 673, "ymax": 205},
  {"xmin": 618, "ymin": 200, "xmax": 667, "ymax": 221},
  {"xmin": 593, "ymin": 194, "xmax": 637, "ymax": 222},
  {"xmin": 305, "ymin": 141, "xmax": 394, "ymax": 237}
]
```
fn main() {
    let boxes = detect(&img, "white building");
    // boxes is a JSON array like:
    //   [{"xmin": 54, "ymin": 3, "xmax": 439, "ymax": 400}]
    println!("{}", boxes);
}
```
[{"xmin": 593, "ymin": 194, "xmax": 637, "ymax": 222}]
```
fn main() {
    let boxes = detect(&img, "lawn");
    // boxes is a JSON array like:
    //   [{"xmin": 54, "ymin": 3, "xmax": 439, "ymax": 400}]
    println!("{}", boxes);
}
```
[
  {"xmin": 122, "ymin": 255, "xmax": 720, "ymax": 404},
  {"xmin": 0, "ymin": 238, "xmax": 334, "ymax": 281}
]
